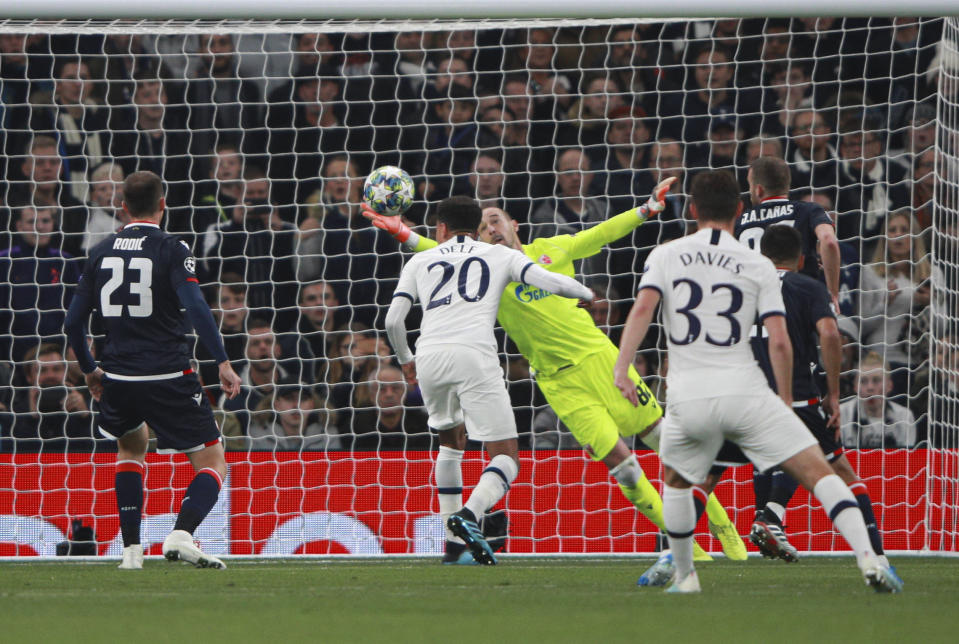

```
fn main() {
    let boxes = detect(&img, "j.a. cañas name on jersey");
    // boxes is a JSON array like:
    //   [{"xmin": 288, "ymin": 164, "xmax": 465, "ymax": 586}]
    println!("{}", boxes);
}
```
[
  {"xmin": 514, "ymin": 283, "xmax": 552, "ymax": 303},
  {"xmin": 113, "ymin": 236, "xmax": 146, "ymax": 251},
  {"xmin": 678, "ymin": 251, "xmax": 743, "ymax": 275},
  {"xmin": 740, "ymin": 202, "xmax": 795, "ymax": 224}
]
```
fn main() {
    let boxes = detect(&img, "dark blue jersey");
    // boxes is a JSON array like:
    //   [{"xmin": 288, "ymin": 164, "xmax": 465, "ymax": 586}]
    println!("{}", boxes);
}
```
[
  {"xmin": 734, "ymin": 198, "xmax": 833, "ymax": 282},
  {"xmin": 751, "ymin": 270, "xmax": 836, "ymax": 402},
  {"xmin": 74, "ymin": 222, "xmax": 198, "ymax": 376}
]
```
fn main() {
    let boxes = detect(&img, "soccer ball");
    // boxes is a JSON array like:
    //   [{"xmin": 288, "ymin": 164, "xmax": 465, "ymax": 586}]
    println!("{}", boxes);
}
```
[{"xmin": 363, "ymin": 166, "xmax": 415, "ymax": 216}]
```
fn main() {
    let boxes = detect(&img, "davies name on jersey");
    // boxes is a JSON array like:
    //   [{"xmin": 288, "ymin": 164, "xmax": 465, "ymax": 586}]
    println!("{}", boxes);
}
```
[{"xmin": 678, "ymin": 250, "xmax": 744, "ymax": 275}]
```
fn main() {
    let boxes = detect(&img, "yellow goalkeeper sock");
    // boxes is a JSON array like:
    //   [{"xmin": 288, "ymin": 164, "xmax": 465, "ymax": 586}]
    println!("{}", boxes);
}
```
[{"xmin": 617, "ymin": 470, "xmax": 665, "ymax": 530}]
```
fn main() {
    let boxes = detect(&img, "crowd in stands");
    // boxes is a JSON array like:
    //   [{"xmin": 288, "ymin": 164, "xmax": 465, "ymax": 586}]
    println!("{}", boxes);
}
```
[{"xmin": 0, "ymin": 18, "xmax": 955, "ymax": 452}]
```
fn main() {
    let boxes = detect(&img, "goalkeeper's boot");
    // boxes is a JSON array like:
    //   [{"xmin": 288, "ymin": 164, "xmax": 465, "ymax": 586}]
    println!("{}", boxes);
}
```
[
  {"xmin": 118, "ymin": 544, "xmax": 143, "ymax": 570},
  {"xmin": 861, "ymin": 555, "xmax": 904, "ymax": 593},
  {"xmin": 750, "ymin": 520, "xmax": 799, "ymax": 563},
  {"xmin": 692, "ymin": 540, "xmax": 713, "ymax": 562},
  {"xmin": 637, "ymin": 551, "xmax": 675, "ymax": 587},
  {"xmin": 665, "ymin": 569, "xmax": 701, "ymax": 594},
  {"xmin": 448, "ymin": 508, "xmax": 497, "ymax": 565},
  {"xmin": 442, "ymin": 541, "xmax": 477, "ymax": 565},
  {"xmin": 479, "ymin": 509, "xmax": 508, "ymax": 553},
  {"xmin": 709, "ymin": 520, "xmax": 748, "ymax": 561},
  {"xmin": 162, "ymin": 529, "xmax": 226, "ymax": 569}
]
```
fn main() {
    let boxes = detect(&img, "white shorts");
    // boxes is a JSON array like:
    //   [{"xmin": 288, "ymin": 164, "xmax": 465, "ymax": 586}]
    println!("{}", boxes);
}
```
[
  {"xmin": 415, "ymin": 346, "xmax": 517, "ymax": 443},
  {"xmin": 660, "ymin": 391, "xmax": 818, "ymax": 485}
]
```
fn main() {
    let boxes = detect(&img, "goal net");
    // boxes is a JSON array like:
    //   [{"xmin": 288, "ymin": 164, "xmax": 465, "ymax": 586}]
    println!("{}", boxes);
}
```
[{"xmin": 0, "ymin": 16, "xmax": 955, "ymax": 557}]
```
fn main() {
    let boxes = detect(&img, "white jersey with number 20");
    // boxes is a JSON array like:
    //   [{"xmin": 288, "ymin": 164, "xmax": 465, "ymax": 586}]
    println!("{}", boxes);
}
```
[{"xmin": 639, "ymin": 227, "xmax": 786, "ymax": 403}]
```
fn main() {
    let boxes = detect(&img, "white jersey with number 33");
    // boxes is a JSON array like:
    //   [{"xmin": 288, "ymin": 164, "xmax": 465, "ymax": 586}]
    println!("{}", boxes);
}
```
[
  {"xmin": 393, "ymin": 234, "xmax": 539, "ymax": 356},
  {"xmin": 639, "ymin": 227, "xmax": 786, "ymax": 403}
]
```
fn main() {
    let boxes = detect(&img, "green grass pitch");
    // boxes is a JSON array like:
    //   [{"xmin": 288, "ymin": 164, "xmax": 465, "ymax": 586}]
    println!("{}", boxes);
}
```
[{"xmin": 3, "ymin": 557, "xmax": 956, "ymax": 643}]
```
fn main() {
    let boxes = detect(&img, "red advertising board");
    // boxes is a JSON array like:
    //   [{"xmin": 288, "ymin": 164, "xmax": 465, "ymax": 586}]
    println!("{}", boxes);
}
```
[{"xmin": 0, "ymin": 450, "xmax": 946, "ymax": 556}]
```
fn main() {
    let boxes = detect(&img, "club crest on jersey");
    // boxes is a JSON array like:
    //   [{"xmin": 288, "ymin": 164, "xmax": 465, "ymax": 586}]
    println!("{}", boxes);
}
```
[
  {"xmin": 184, "ymin": 256, "xmax": 196, "ymax": 274},
  {"xmin": 538, "ymin": 254, "xmax": 552, "ymax": 265}
]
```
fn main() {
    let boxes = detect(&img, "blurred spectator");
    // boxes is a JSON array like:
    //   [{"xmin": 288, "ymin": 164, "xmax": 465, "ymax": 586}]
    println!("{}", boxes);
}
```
[
  {"xmin": 560, "ymin": 75, "xmax": 625, "ymax": 149},
  {"xmin": 194, "ymin": 142, "xmax": 244, "ymax": 236},
  {"xmin": 4, "ymin": 342, "xmax": 94, "ymax": 451},
  {"xmin": 430, "ymin": 54, "xmax": 474, "ymax": 96},
  {"xmin": 744, "ymin": 134, "xmax": 784, "ymax": 165},
  {"xmin": 244, "ymin": 379, "xmax": 341, "ymax": 451},
  {"xmin": 929, "ymin": 330, "xmax": 958, "ymax": 447},
  {"xmin": 786, "ymin": 108, "xmax": 838, "ymax": 191},
  {"xmin": 517, "ymin": 28, "xmax": 572, "ymax": 112},
  {"xmin": 911, "ymin": 147, "xmax": 935, "ymax": 230},
  {"xmin": 82, "ymin": 161, "xmax": 124, "ymax": 252},
  {"xmin": 201, "ymin": 168, "xmax": 298, "ymax": 329},
  {"xmin": 858, "ymin": 209, "xmax": 940, "ymax": 398},
  {"xmin": 24, "ymin": 58, "xmax": 109, "ymax": 203},
  {"xmin": 601, "ymin": 25, "xmax": 673, "ymax": 103},
  {"xmin": 702, "ymin": 114, "xmax": 741, "ymax": 171},
  {"xmin": 0, "ymin": 206, "xmax": 80, "ymax": 363},
  {"xmin": 835, "ymin": 120, "xmax": 911, "ymax": 248},
  {"xmin": 890, "ymin": 101, "xmax": 937, "ymax": 167},
  {"xmin": 266, "ymin": 74, "xmax": 348, "ymax": 207},
  {"xmin": 90, "ymin": 34, "xmax": 160, "ymax": 107},
  {"xmin": 346, "ymin": 365, "xmax": 430, "ymax": 450},
  {"xmin": 840, "ymin": 352, "xmax": 917, "ymax": 449},
  {"xmin": 417, "ymin": 84, "xmax": 484, "ymax": 200},
  {"xmin": 327, "ymin": 327, "xmax": 393, "ymax": 411},
  {"xmin": 186, "ymin": 34, "xmax": 264, "ymax": 158},
  {"xmin": 221, "ymin": 318, "xmax": 290, "ymax": 416},
  {"xmin": 296, "ymin": 280, "xmax": 342, "ymax": 383},
  {"xmin": 590, "ymin": 106, "xmax": 655, "ymax": 215},
  {"xmin": 110, "ymin": 75, "xmax": 194, "ymax": 232},
  {"xmin": 266, "ymin": 32, "xmax": 337, "ymax": 104},
  {"xmin": 531, "ymin": 406, "xmax": 578, "ymax": 450},
  {"xmin": 760, "ymin": 63, "xmax": 813, "ymax": 137},
  {"xmin": 6, "ymin": 135, "xmax": 88, "ymax": 257},
  {"xmin": 469, "ymin": 151, "xmax": 507, "ymax": 211}
]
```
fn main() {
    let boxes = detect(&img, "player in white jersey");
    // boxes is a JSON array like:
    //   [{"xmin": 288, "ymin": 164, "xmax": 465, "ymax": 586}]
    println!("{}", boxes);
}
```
[
  {"xmin": 613, "ymin": 170, "xmax": 902, "ymax": 594},
  {"xmin": 385, "ymin": 196, "xmax": 594, "ymax": 565}
]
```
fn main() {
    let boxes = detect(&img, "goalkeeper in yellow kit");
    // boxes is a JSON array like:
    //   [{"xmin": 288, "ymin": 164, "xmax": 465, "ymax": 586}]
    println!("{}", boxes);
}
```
[{"xmin": 364, "ymin": 178, "xmax": 746, "ymax": 563}]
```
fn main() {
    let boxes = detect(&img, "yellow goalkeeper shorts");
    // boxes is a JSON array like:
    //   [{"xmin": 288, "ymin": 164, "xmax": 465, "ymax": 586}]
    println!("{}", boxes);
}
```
[{"xmin": 534, "ymin": 346, "xmax": 663, "ymax": 461}]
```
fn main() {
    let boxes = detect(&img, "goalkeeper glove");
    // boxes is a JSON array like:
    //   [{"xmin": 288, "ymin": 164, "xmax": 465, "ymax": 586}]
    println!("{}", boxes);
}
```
[
  {"xmin": 361, "ymin": 205, "xmax": 413, "ymax": 243},
  {"xmin": 636, "ymin": 176, "xmax": 677, "ymax": 222}
]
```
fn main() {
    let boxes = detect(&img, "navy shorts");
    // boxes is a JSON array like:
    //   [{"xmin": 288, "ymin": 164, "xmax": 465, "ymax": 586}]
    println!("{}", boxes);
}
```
[
  {"xmin": 96, "ymin": 373, "xmax": 220, "ymax": 453},
  {"xmin": 710, "ymin": 402, "xmax": 842, "ymax": 475}
]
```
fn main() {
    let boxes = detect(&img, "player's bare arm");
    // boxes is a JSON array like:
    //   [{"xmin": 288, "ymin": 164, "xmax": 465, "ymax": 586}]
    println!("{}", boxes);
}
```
[
  {"xmin": 815, "ymin": 222, "xmax": 841, "ymax": 309},
  {"xmin": 218, "ymin": 361, "xmax": 242, "ymax": 400},
  {"xmin": 763, "ymin": 314, "xmax": 794, "ymax": 407},
  {"xmin": 84, "ymin": 367, "xmax": 105, "ymax": 402},
  {"xmin": 614, "ymin": 287, "xmax": 661, "ymax": 407},
  {"xmin": 816, "ymin": 316, "xmax": 843, "ymax": 432}
]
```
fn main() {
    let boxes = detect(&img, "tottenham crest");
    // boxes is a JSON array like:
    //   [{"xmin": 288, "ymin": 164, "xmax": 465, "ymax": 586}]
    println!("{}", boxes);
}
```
[{"xmin": 184, "ymin": 256, "xmax": 196, "ymax": 273}]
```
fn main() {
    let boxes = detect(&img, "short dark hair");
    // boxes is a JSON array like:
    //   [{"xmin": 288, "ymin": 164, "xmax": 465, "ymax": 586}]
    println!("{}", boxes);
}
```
[
  {"xmin": 123, "ymin": 171, "xmax": 163, "ymax": 216},
  {"xmin": 690, "ymin": 170, "xmax": 741, "ymax": 223},
  {"xmin": 759, "ymin": 224, "xmax": 802, "ymax": 265},
  {"xmin": 750, "ymin": 156, "xmax": 791, "ymax": 195},
  {"xmin": 436, "ymin": 196, "xmax": 482, "ymax": 233}
]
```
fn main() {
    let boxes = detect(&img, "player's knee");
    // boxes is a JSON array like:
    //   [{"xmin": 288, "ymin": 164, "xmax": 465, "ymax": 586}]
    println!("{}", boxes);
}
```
[{"xmin": 610, "ymin": 453, "xmax": 643, "ymax": 489}]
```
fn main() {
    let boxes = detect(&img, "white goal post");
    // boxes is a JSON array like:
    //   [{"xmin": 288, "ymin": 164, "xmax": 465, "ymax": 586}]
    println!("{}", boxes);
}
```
[{"xmin": 0, "ymin": 11, "xmax": 956, "ymax": 558}]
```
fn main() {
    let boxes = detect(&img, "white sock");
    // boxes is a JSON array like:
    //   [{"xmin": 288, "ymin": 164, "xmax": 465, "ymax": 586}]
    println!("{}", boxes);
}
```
[
  {"xmin": 766, "ymin": 502, "xmax": 786, "ymax": 523},
  {"xmin": 812, "ymin": 474, "xmax": 876, "ymax": 567},
  {"xmin": 662, "ymin": 484, "xmax": 696, "ymax": 580},
  {"xmin": 436, "ymin": 446, "xmax": 464, "ymax": 542},
  {"xmin": 464, "ymin": 454, "xmax": 518, "ymax": 519}
]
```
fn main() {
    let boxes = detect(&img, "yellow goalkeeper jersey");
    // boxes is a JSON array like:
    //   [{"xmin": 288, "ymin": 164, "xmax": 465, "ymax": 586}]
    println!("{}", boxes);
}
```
[{"xmin": 412, "ymin": 207, "xmax": 643, "ymax": 377}]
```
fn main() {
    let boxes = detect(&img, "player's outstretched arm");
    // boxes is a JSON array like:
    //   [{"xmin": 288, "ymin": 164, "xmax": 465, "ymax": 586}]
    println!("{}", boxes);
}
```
[
  {"xmin": 384, "ymin": 295, "xmax": 417, "ymax": 385},
  {"xmin": 520, "ymin": 262, "xmax": 594, "ymax": 302},
  {"xmin": 614, "ymin": 287, "xmax": 660, "ymax": 407},
  {"xmin": 362, "ymin": 205, "xmax": 436, "ymax": 253},
  {"xmin": 764, "ymin": 314, "xmax": 794, "ymax": 407},
  {"xmin": 63, "ymin": 279, "xmax": 103, "ymax": 399},
  {"xmin": 567, "ymin": 177, "xmax": 677, "ymax": 260}
]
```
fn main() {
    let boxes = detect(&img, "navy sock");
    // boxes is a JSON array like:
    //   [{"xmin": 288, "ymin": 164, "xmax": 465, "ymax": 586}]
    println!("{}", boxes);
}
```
[
  {"xmin": 851, "ymin": 483, "xmax": 884, "ymax": 555},
  {"xmin": 769, "ymin": 470, "xmax": 800, "ymax": 510},
  {"xmin": 173, "ymin": 469, "xmax": 222, "ymax": 535},
  {"xmin": 115, "ymin": 461, "xmax": 144, "ymax": 547},
  {"xmin": 752, "ymin": 470, "xmax": 772, "ymax": 514}
]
